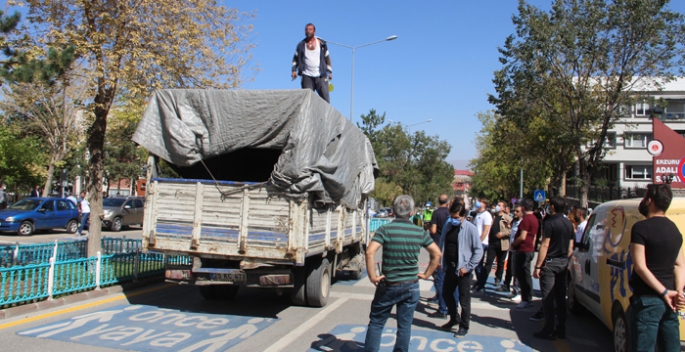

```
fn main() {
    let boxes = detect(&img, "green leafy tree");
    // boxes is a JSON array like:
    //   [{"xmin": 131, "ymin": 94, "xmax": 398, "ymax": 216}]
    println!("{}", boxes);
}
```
[
  {"xmin": 0, "ymin": 123, "xmax": 48, "ymax": 193},
  {"xmin": 357, "ymin": 109, "xmax": 454, "ymax": 206},
  {"xmin": 490, "ymin": 0, "xmax": 685, "ymax": 207}
]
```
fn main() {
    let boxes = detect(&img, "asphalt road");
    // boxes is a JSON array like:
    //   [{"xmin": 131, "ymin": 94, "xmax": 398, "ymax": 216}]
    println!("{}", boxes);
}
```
[{"xmin": 0, "ymin": 248, "xmax": 614, "ymax": 352}]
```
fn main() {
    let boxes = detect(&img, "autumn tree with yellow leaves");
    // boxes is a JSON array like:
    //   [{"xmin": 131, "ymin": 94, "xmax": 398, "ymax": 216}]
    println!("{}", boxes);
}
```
[{"xmin": 18, "ymin": 0, "xmax": 254, "ymax": 255}]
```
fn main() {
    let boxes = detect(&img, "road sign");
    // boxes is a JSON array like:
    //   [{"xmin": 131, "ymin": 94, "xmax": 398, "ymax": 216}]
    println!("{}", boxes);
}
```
[{"xmin": 534, "ymin": 190, "xmax": 546, "ymax": 203}]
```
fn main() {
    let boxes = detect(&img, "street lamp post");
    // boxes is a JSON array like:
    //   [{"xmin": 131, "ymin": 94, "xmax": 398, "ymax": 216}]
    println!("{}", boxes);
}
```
[
  {"xmin": 388, "ymin": 119, "xmax": 433, "ymax": 134},
  {"xmin": 326, "ymin": 35, "xmax": 398, "ymax": 122}
]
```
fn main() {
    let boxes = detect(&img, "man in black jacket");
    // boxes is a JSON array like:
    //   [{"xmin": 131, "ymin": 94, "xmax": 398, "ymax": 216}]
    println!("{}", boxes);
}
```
[
  {"xmin": 532, "ymin": 196, "xmax": 574, "ymax": 340},
  {"xmin": 291, "ymin": 23, "xmax": 332, "ymax": 103}
]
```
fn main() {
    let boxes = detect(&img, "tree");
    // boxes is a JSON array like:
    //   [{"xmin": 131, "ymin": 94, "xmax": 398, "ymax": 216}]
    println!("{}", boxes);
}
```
[
  {"xmin": 23, "ymin": 1, "xmax": 255, "ymax": 256},
  {"xmin": 0, "ymin": 10, "xmax": 21, "ymax": 76},
  {"xmin": 1, "ymin": 63, "xmax": 89, "ymax": 197},
  {"xmin": 469, "ymin": 111, "xmax": 552, "ymax": 201},
  {"xmin": 104, "ymin": 100, "xmax": 147, "ymax": 195},
  {"xmin": 490, "ymin": 0, "xmax": 685, "ymax": 207},
  {"xmin": 357, "ymin": 109, "xmax": 454, "ymax": 206},
  {"xmin": 0, "ymin": 122, "xmax": 48, "ymax": 193}
]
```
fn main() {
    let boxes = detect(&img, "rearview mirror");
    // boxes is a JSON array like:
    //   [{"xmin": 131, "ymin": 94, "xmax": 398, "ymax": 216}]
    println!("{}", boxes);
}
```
[{"xmin": 124, "ymin": 205, "xmax": 132, "ymax": 209}]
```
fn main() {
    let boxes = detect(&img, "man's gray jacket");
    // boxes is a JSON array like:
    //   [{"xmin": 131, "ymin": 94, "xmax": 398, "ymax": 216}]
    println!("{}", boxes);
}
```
[{"xmin": 438, "ymin": 220, "xmax": 484, "ymax": 275}]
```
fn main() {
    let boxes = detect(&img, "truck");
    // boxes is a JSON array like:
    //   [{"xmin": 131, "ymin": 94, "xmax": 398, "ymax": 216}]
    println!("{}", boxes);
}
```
[{"xmin": 133, "ymin": 89, "xmax": 378, "ymax": 307}]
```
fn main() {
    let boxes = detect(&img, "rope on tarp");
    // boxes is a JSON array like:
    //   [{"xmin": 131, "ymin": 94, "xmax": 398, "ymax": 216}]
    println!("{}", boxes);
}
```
[{"xmin": 199, "ymin": 159, "xmax": 270, "ymax": 201}]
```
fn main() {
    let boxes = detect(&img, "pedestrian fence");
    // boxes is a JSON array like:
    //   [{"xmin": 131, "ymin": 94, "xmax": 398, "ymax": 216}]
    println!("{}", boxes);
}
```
[
  {"xmin": 369, "ymin": 218, "xmax": 393, "ymax": 232},
  {"xmin": 0, "ymin": 238, "xmax": 192, "ymax": 308},
  {"xmin": 0, "ymin": 237, "xmax": 154, "ymax": 268}
]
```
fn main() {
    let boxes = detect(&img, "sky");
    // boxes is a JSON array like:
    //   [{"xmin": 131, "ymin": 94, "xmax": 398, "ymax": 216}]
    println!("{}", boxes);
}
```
[{"xmin": 228, "ymin": 0, "xmax": 685, "ymax": 170}]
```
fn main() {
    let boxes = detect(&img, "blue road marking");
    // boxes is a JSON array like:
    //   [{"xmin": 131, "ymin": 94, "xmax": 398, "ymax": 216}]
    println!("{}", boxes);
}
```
[
  {"xmin": 310, "ymin": 324, "xmax": 533, "ymax": 351},
  {"xmin": 17, "ymin": 305, "xmax": 275, "ymax": 351}
]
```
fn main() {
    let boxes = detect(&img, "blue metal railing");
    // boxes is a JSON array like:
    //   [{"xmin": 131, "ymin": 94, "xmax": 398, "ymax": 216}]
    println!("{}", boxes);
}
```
[
  {"xmin": 369, "ymin": 218, "xmax": 393, "ymax": 232},
  {"xmin": 51, "ymin": 257, "xmax": 98, "ymax": 296},
  {"xmin": 0, "ymin": 262, "xmax": 50, "ymax": 306}
]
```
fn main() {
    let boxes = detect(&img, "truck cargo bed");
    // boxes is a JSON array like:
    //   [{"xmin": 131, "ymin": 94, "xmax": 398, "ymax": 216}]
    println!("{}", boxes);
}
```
[{"xmin": 142, "ymin": 178, "xmax": 367, "ymax": 265}]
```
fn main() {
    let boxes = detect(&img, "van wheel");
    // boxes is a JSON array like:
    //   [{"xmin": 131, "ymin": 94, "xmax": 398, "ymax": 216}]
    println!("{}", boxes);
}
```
[
  {"xmin": 567, "ymin": 273, "xmax": 583, "ymax": 315},
  {"xmin": 306, "ymin": 258, "xmax": 331, "ymax": 307},
  {"xmin": 613, "ymin": 308, "xmax": 630, "ymax": 352},
  {"xmin": 290, "ymin": 266, "xmax": 307, "ymax": 306}
]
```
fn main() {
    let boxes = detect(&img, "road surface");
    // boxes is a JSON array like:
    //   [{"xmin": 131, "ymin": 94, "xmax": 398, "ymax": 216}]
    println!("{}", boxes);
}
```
[{"xmin": 0, "ymin": 246, "xmax": 614, "ymax": 352}]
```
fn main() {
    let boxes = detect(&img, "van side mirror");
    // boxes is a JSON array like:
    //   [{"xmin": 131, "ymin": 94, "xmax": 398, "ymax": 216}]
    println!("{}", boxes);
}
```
[{"xmin": 124, "ymin": 205, "xmax": 132, "ymax": 209}]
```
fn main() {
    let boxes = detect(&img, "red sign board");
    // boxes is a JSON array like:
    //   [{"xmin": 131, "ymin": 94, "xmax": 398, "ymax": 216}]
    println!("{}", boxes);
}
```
[{"xmin": 652, "ymin": 118, "xmax": 685, "ymax": 188}]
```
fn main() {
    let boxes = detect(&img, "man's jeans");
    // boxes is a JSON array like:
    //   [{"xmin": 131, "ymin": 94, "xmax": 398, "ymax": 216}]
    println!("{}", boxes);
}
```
[
  {"xmin": 433, "ymin": 269, "xmax": 449, "ymax": 314},
  {"xmin": 475, "ymin": 244, "xmax": 488, "ymax": 286},
  {"xmin": 630, "ymin": 295, "xmax": 680, "ymax": 352},
  {"xmin": 515, "ymin": 251, "xmax": 534, "ymax": 302},
  {"xmin": 478, "ymin": 241, "xmax": 506, "ymax": 288},
  {"xmin": 365, "ymin": 281, "xmax": 420, "ymax": 352},
  {"xmin": 301, "ymin": 75, "xmax": 330, "ymax": 103},
  {"xmin": 539, "ymin": 257, "xmax": 568, "ymax": 334},
  {"xmin": 78, "ymin": 212, "xmax": 90, "ymax": 235}
]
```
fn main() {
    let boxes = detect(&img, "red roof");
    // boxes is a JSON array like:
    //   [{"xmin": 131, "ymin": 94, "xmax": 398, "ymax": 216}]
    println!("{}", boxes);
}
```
[{"xmin": 454, "ymin": 169, "xmax": 474, "ymax": 177}]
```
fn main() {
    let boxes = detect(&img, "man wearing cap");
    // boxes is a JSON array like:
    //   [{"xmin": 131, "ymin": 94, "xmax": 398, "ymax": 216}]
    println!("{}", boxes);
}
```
[{"xmin": 291, "ymin": 23, "xmax": 332, "ymax": 103}]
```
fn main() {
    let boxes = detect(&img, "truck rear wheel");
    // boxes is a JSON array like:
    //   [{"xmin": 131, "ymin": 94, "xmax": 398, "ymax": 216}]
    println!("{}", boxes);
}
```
[
  {"xmin": 290, "ymin": 266, "xmax": 307, "ymax": 306},
  {"xmin": 306, "ymin": 258, "xmax": 331, "ymax": 307}
]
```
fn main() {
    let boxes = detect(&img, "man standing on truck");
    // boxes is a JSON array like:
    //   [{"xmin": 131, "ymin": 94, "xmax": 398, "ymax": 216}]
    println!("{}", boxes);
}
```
[
  {"xmin": 364, "ymin": 195, "xmax": 442, "ymax": 352},
  {"xmin": 291, "ymin": 23, "xmax": 332, "ymax": 103},
  {"xmin": 630, "ymin": 184, "xmax": 685, "ymax": 352},
  {"xmin": 532, "ymin": 196, "xmax": 574, "ymax": 340}
]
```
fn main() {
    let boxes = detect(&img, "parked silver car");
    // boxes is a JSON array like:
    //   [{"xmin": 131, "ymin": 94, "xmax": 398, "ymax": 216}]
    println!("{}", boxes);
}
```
[{"xmin": 101, "ymin": 197, "xmax": 145, "ymax": 231}]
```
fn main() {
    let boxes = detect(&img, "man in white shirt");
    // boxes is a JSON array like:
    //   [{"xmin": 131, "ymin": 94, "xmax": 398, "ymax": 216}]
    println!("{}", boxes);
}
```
[
  {"xmin": 473, "ymin": 199, "xmax": 493, "ymax": 291},
  {"xmin": 291, "ymin": 23, "xmax": 333, "ymax": 103},
  {"xmin": 78, "ymin": 191, "xmax": 90, "ymax": 236},
  {"xmin": 574, "ymin": 207, "xmax": 587, "ymax": 243}
]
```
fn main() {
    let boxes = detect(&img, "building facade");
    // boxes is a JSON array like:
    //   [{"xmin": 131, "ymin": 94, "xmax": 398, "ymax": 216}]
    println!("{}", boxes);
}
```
[{"xmin": 582, "ymin": 78, "xmax": 685, "ymax": 190}]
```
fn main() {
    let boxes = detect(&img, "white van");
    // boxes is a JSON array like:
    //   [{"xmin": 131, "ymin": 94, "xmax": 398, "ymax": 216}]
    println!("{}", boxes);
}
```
[{"xmin": 568, "ymin": 197, "xmax": 685, "ymax": 352}]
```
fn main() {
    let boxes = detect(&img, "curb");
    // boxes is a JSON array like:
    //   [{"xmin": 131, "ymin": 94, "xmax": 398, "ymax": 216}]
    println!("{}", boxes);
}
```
[{"xmin": 0, "ymin": 276, "xmax": 165, "ymax": 321}]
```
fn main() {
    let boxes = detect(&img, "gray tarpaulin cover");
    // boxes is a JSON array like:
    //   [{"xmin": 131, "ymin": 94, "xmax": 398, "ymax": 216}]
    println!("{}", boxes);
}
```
[{"xmin": 132, "ymin": 89, "xmax": 378, "ymax": 209}]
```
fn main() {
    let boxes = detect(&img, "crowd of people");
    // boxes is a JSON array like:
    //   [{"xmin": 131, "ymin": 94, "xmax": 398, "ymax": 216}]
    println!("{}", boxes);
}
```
[{"xmin": 363, "ymin": 187, "xmax": 684, "ymax": 352}]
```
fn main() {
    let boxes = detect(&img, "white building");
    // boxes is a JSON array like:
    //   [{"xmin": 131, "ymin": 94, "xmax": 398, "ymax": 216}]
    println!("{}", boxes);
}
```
[{"xmin": 589, "ymin": 78, "xmax": 685, "ymax": 189}]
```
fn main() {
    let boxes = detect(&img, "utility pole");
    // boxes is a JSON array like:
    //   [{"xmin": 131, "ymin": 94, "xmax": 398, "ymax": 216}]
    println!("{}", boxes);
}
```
[{"xmin": 519, "ymin": 158, "xmax": 523, "ymax": 200}]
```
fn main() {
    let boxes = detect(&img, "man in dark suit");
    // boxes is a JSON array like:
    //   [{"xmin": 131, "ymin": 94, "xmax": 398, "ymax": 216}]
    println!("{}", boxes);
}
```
[{"xmin": 30, "ymin": 185, "xmax": 41, "ymax": 197}]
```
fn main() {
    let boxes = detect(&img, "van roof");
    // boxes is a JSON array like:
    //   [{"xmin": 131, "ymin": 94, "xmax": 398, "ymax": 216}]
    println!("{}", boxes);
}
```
[{"xmin": 593, "ymin": 197, "xmax": 685, "ymax": 215}]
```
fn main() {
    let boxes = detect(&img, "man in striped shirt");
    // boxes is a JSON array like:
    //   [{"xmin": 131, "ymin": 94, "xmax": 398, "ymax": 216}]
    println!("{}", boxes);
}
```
[{"xmin": 364, "ymin": 195, "xmax": 442, "ymax": 352}]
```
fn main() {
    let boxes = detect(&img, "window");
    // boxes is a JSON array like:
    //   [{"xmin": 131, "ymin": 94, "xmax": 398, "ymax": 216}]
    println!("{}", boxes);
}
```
[
  {"xmin": 625, "ymin": 165, "xmax": 653, "ymax": 180},
  {"xmin": 665, "ymin": 101, "xmax": 685, "ymax": 120},
  {"xmin": 635, "ymin": 101, "xmax": 651, "ymax": 116},
  {"xmin": 124, "ymin": 200, "xmax": 133, "ymax": 208},
  {"xmin": 624, "ymin": 133, "xmax": 652, "ymax": 148},
  {"xmin": 604, "ymin": 133, "xmax": 616, "ymax": 149},
  {"xmin": 134, "ymin": 199, "xmax": 144, "ymax": 208},
  {"xmin": 57, "ymin": 200, "xmax": 71, "ymax": 211},
  {"xmin": 40, "ymin": 201, "xmax": 55, "ymax": 211}
]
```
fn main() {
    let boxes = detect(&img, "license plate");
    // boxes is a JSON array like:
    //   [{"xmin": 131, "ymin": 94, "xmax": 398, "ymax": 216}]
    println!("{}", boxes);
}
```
[{"xmin": 209, "ymin": 272, "xmax": 247, "ymax": 283}]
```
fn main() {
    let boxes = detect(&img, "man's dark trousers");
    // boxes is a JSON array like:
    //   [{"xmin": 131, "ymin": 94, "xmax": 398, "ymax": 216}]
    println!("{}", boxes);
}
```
[
  {"xmin": 301, "ymin": 75, "xmax": 330, "ymax": 103},
  {"xmin": 503, "ymin": 250, "xmax": 516, "ymax": 289},
  {"xmin": 515, "ymin": 251, "xmax": 534, "ymax": 302},
  {"xmin": 630, "ymin": 295, "xmax": 680, "ymax": 352},
  {"xmin": 443, "ymin": 269, "xmax": 472, "ymax": 331},
  {"xmin": 539, "ymin": 257, "xmax": 568, "ymax": 334},
  {"xmin": 479, "ymin": 241, "xmax": 506, "ymax": 288}
]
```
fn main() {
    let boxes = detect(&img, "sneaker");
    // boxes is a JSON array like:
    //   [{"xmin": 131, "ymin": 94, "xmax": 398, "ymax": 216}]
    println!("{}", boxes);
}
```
[
  {"xmin": 472, "ymin": 286, "xmax": 484, "ymax": 293},
  {"xmin": 496, "ymin": 285, "xmax": 511, "ymax": 293},
  {"xmin": 428, "ymin": 312, "xmax": 448, "ymax": 319},
  {"xmin": 441, "ymin": 320, "xmax": 458, "ymax": 332},
  {"xmin": 426, "ymin": 299, "xmax": 439, "ymax": 307},
  {"xmin": 516, "ymin": 301, "xmax": 533, "ymax": 309},
  {"xmin": 494, "ymin": 279, "xmax": 501, "ymax": 288},
  {"xmin": 454, "ymin": 329, "xmax": 469, "ymax": 338},
  {"xmin": 533, "ymin": 330, "xmax": 556, "ymax": 340},
  {"xmin": 529, "ymin": 310, "xmax": 544, "ymax": 321}
]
